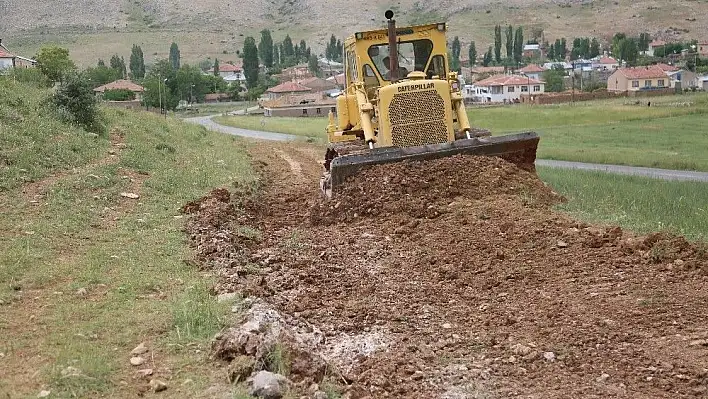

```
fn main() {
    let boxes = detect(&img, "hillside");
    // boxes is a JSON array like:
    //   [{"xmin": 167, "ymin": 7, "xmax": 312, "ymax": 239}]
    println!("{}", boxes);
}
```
[{"xmin": 2, "ymin": 0, "xmax": 707, "ymax": 66}]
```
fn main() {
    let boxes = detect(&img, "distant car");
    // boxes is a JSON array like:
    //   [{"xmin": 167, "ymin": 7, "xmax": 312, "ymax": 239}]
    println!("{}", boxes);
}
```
[{"xmin": 328, "ymin": 90, "xmax": 342, "ymax": 97}]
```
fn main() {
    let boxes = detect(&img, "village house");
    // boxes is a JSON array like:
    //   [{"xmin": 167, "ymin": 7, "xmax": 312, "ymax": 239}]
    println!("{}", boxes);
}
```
[
  {"xmin": 607, "ymin": 65, "xmax": 669, "ymax": 92},
  {"xmin": 326, "ymin": 72, "xmax": 346, "ymax": 88},
  {"xmin": 518, "ymin": 64, "xmax": 546, "ymax": 81},
  {"xmin": 593, "ymin": 56, "xmax": 619, "ymax": 71},
  {"xmin": 468, "ymin": 74, "xmax": 545, "ymax": 103},
  {"xmin": 93, "ymin": 79, "xmax": 145, "ymax": 101},
  {"xmin": 0, "ymin": 46, "xmax": 14, "ymax": 71},
  {"xmin": 467, "ymin": 66, "xmax": 505, "ymax": 82},
  {"xmin": 646, "ymin": 40, "xmax": 666, "ymax": 56},
  {"xmin": 667, "ymin": 69, "xmax": 700, "ymax": 90},
  {"xmin": 262, "ymin": 81, "xmax": 312, "ymax": 101},
  {"xmin": 317, "ymin": 58, "xmax": 344, "ymax": 77},
  {"xmin": 543, "ymin": 61, "xmax": 573, "ymax": 75},
  {"xmin": 0, "ymin": 39, "xmax": 37, "ymax": 71},
  {"xmin": 297, "ymin": 76, "xmax": 339, "ymax": 95},
  {"xmin": 698, "ymin": 42, "xmax": 708, "ymax": 57},
  {"xmin": 275, "ymin": 64, "xmax": 312, "ymax": 82},
  {"xmin": 208, "ymin": 62, "xmax": 246, "ymax": 82},
  {"xmin": 522, "ymin": 43, "xmax": 542, "ymax": 59}
]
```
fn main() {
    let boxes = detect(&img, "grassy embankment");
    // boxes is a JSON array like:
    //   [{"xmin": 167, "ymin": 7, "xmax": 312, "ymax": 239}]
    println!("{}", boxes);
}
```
[
  {"xmin": 537, "ymin": 167, "xmax": 707, "ymax": 241},
  {"xmin": 213, "ymin": 92, "xmax": 708, "ymax": 171},
  {"xmin": 0, "ymin": 79, "xmax": 259, "ymax": 398}
]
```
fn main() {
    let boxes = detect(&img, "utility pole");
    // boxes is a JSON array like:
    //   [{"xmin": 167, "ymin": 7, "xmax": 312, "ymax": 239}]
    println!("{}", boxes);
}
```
[{"xmin": 158, "ymin": 74, "xmax": 162, "ymax": 115}]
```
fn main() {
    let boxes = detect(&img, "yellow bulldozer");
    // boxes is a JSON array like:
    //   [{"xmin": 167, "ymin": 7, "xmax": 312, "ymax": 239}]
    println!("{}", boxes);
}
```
[{"xmin": 320, "ymin": 10, "xmax": 539, "ymax": 196}]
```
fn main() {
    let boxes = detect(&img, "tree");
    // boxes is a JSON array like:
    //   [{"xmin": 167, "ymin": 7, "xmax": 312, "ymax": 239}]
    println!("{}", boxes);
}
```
[
  {"xmin": 259, "ymin": 29, "xmax": 274, "ymax": 68},
  {"xmin": 52, "ymin": 71, "xmax": 101, "ymax": 133},
  {"xmin": 242, "ymin": 36, "xmax": 259, "ymax": 89},
  {"xmin": 560, "ymin": 38, "xmax": 567, "ymax": 59},
  {"xmin": 308, "ymin": 54, "xmax": 322, "ymax": 77},
  {"xmin": 273, "ymin": 45, "xmax": 280, "ymax": 68},
  {"xmin": 129, "ymin": 44, "xmax": 145, "ymax": 79},
  {"xmin": 513, "ymin": 27, "xmax": 524, "ymax": 63},
  {"xmin": 482, "ymin": 46, "xmax": 493, "ymax": 66},
  {"xmin": 299, "ymin": 40, "xmax": 307, "ymax": 60},
  {"xmin": 84, "ymin": 65, "xmax": 120, "ymax": 88},
  {"xmin": 326, "ymin": 34, "xmax": 337, "ymax": 60},
  {"xmin": 141, "ymin": 76, "xmax": 178, "ymax": 111},
  {"xmin": 494, "ymin": 25, "xmax": 502, "ymax": 62},
  {"xmin": 282, "ymin": 35, "xmax": 294, "ymax": 59},
  {"xmin": 542, "ymin": 65, "xmax": 565, "ymax": 92},
  {"xmin": 590, "ymin": 38, "xmax": 601, "ymax": 58},
  {"xmin": 213, "ymin": 58, "xmax": 219, "ymax": 76},
  {"xmin": 686, "ymin": 54, "xmax": 696, "ymax": 72},
  {"xmin": 97, "ymin": 59, "xmax": 105, "ymax": 67},
  {"xmin": 450, "ymin": 36, "xmax": 461, "ymax": 72},
  {"xmin": 169, "ymin": 42, "xmax": 180, "ymax": 70},
  {"xmin": 35, "ymin": 46, "xmax": 76, "ymax": 84},
  {"xmin": 505, "ymin": 25, "xmax": 514, "ymax": 59},
  {"xmin": 547, "ymin": 44, "xmax": 556, "ymax": 61},
  {"xmin": 614, "ymin": 37, "xmax": 639, "ymax": 65},
  {"xmin": 468, "ymin": 41, "xmax": 477, "ymax": 66},
  {"xmin": 638, "ymin": 33, "xmax": 651, "ymax": 52},
  {"xmin": 336, "ymin": 39, "xmax": 343, "ymax": 62},
  {"xmin": 109, "ymin": 55, "xmax": 127, "ymax": 79}
]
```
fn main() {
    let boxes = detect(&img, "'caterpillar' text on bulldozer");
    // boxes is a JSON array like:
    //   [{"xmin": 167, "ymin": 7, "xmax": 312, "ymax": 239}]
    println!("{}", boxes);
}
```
[{"xmin": 320, "ymin": 10, "xmax": 540, "ymax": 197}]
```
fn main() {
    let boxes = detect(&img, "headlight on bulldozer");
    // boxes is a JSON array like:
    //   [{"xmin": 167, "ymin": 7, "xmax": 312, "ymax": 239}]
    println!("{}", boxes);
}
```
[{"xmin": 451, "ymin": 81, "xmax": 459, "ymax": 91}]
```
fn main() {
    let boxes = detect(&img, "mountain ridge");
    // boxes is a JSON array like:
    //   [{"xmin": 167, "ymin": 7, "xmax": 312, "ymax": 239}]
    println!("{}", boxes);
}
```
[{"xmin": 2, "ymin": 0, "xmax": 706, "ymax": 66}]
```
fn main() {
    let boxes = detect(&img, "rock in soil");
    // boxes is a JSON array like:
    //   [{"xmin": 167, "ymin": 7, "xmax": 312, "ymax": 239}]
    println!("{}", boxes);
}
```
[
  {"xmin": 130, "ymin": 356, "xmax": 146, "ymax": 366},
  {"xmin": 149, "ymin": 379, "xmax": 168, "ymax": 392},
  {"xmin": 248, "ymin": 371, "xmax": 289, "ymax": 399},
  {"xmin": 131, "ymin": 342, "xmax": 149, "ymax": 355},
  {"xmin": 227, "ymin": 355, "xmax": 255, "ymax": 383}
]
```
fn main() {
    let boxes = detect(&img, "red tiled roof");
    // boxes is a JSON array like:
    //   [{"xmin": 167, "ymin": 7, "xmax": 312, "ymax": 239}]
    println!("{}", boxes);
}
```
[
  {"xmin": 93, "ymin": 79, "xmax": 145, "ymax": 93},
  {"xmin": 655, "ymin": 63, "xmax": 678, "ymax": 72},
  {"xmin": 615, "ymin": 65, "xmax": 666, "ymax": 79},
  {"xmin": 519, "ymin": 64, "xmax": 546, "ymax": 73},
  {"xmin": 649, "ymin": 40, "xmax": 666, "ymax": 47},
  {"xmin": 266, "ymin": 81, "xmax": 312, "ymax": 93},
  {"xmin": 326, "ymin": 72, "xmax": 345, "ymax": 84},
  {"xmin": 0, "ymin": 48, "xmax": 14, "ymax": 58},
  {"xmin": 599, "ymin": 56, "xmax": 618, "ymax": 64},
  {"xmin": 217, "ymin": 63, "xmax": 241, "ymax": 72},
  {"xmin": 471, "ymin": 66, "xmax": 505, "ymax": 74},
  {"xmin": 297, "ymin": 77, "xmax": 323, "ymax": 86},
  {"xmin": 475, "ymin": 74, "xmax": 543, "ymax": 86}
]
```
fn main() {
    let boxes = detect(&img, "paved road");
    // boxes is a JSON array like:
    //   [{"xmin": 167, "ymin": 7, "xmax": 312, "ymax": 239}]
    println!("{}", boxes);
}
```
[
  {"xmin": 187, "ymin": 115, "xmax": 708, "ymax": 182},
  {"xmin": 185, "ymin": 115, "xmax": 301, "ymax": 141},
  {"xmin": 537, "ymin": 159, "xmax": 708, "ymax": 182}
]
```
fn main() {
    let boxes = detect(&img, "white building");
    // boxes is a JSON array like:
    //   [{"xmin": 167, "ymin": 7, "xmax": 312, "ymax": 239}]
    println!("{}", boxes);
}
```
[
  {"xmin": 469, "ymin": 74, "xmax": 545, "ymax": 103},
  {"xmin": 208, "ymin": 63, "xmax": 246, "ymax": 82},
  {"xmin": 0, "ymin": 45, "xmax": 15, "ymax": 71}
]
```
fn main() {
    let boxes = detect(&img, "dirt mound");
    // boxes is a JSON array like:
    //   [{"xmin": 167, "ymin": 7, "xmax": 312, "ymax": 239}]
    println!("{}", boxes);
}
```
[
  {"xmin": 310, "ymin": 155, "xmax": 563, "ymax": 225},
  {"xmin": 183, "ymin": 144, "xmax": 708, "ymax": 399}
]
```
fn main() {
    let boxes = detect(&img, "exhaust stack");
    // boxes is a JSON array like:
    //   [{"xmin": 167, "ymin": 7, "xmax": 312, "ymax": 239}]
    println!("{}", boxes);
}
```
[{"xmin": 385, "ymin": 10, "xmax": 398, "ymax": 83}]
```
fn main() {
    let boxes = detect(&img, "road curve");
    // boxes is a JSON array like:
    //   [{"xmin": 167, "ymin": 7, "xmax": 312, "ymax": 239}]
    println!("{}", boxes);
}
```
[
  {"xmin": 187, "ymin": 115, "xmax": 708, "ymax": 183},
  {"xmin": 184, "ymin": 115, "xmax": 301, "ymax": 142},
  {"xmin": 536, "ymin": 159, "xmax": 708, "ymax": 182}
]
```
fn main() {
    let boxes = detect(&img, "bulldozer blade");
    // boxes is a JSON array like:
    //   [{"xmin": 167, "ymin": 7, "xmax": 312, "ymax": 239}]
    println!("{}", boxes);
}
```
[{"xmin": 328, "ymin": 131, "xmax": 539, "ymax": 192}]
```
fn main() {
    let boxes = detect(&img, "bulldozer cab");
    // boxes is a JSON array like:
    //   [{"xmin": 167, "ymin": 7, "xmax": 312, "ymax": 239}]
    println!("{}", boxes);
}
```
[{"xmin": 343, "ymin": 23, "xmax": 449, "ymax": 93}]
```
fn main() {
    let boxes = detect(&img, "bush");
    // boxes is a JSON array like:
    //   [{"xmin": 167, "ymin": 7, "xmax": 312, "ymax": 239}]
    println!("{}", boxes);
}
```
[
  {"xmin": 51, "ymin": 72, "xmax": 104, "ymax": 134},
  {"xmin": 103, "ymin": 89, "xmax": 135, "ymax": 101},
  {"xmin": 5, "ymin": 68, "xmax": 52, "ymax": 88}
]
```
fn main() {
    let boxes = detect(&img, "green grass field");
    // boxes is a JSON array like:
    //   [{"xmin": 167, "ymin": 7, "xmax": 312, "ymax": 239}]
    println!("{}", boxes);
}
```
[
  {"xmin": 213, "ymin": 115, "xmax": 329, "ymax": 140},
  {"xmin": 0, "ymin": 79, "xmax": 258, "ymax": 397},
  {"xmin": 538, "ymin": 166, "xmax": 707, "ymax": 241},
  {"xmin": 213, "ymin": 93, "xmax": 708, "ymax": 171}
]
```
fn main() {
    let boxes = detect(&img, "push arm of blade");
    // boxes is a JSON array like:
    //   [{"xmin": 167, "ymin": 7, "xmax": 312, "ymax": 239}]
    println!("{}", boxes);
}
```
[
  {"xmin": 354, "ymin": 85, "xmax": 377, "ymax": 146},
  {"xmin": 453, "ymin": 95, "xmax": 472, "ymax": 139}
]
